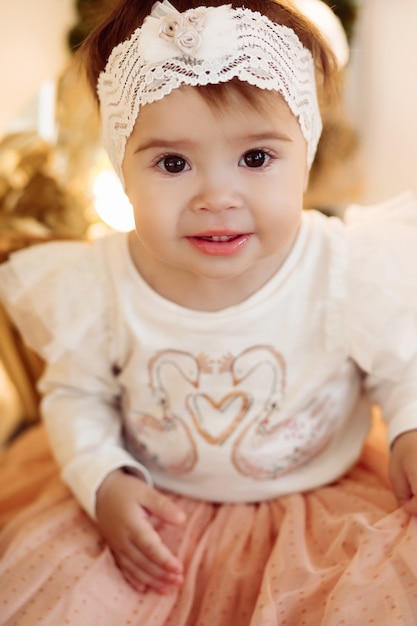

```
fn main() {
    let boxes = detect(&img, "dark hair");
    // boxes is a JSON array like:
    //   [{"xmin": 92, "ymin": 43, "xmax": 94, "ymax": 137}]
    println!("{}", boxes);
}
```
[{"xmin": 77, "ymin": 0, "xmax": 338, "ymax": 109}]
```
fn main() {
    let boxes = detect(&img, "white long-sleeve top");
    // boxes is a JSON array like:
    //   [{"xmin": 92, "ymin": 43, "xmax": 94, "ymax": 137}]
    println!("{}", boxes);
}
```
[{"xmin": 1, "ymin": 192, "xmax": 417, "ymax": 519}]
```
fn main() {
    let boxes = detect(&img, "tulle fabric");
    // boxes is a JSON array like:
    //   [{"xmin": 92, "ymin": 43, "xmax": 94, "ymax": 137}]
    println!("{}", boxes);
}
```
[{"xmin": 1, "ymin": 415, "xmax": 417, "ymax": 626}]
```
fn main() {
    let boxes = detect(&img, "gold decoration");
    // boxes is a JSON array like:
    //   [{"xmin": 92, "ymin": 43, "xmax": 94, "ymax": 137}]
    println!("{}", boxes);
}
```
[{"xmin": 0, "ymin": 60, "xmax": 106, "ymax": 261}]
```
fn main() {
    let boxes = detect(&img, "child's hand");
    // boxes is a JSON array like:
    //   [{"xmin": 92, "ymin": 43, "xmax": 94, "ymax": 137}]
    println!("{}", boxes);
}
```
[
  {"xmin": 95, "ymin": 469, "xmax": 186, "ymax": 594},
  {"xmin": 389, "ymin": 429, "xmax": 417, "ymax": 516}
]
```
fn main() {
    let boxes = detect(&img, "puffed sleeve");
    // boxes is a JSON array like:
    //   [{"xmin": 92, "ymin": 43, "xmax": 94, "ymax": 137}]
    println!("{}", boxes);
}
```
[
  {"xmin": 0, "ymin": 240, "xmax": 107, "ymax": 363},
  {"xmin": 0, "ymin": 238, "xmax": 151, "ymax": 518},
  {"xmin": 345, "ymin": 191, "xmax": 417, "ymax": 444}
]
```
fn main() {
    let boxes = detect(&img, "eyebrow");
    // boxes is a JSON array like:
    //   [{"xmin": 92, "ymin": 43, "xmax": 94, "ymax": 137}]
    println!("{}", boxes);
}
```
[
  {"xmin": 133, "ymin": 139, "xmax": 194, "ymax": 154},
  {"xmin": 243, "ymin": 131, "xmax": 293, "ymax": 144},
  {"xmin": 133, "ymin": 131, "xmax": 293, "ymax": 154}
]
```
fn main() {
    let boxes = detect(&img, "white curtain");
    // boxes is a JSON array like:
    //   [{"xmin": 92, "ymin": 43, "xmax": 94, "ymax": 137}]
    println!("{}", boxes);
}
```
[
  {"xmin": 346, "ymin": 0, "xmax": 417, "ymax": 202},
  {"xmin": 0, "ymin": 0, "xmax": 75, "ymax": 135}
]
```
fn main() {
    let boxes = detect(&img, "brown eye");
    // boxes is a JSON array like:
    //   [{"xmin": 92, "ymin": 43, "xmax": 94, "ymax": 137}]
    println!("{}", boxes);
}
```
[
  {"xmin": 159, "ymin": 155, "xmax": 189, "ymax": 173},
  {"xmin": 241, "ymin": 150, "xmax": 268, "ymax": 168}
]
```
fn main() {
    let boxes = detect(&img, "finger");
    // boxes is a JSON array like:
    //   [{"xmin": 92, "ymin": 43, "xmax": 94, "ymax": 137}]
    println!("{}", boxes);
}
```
[
  {"xmin": 139, "ymin": 486, "xmax": 186, "ymax": 526},
  {"xmin": 130, "ymin": 517, "xmax": 184, "ymax": 574},
  {"xmin": 393, "ymin": 481, "xmax": 412, "ymax": 508},
  {"xmin": 401, "ymin": 468, "xmax": 417, "ymax": 516},
  {"xmin": 122, "ymin": 569, "xmax": 147, "ymax": 594},
  {"xmin": 403, "ymin": 498, "xmax": 417, "ymax": 517},
  {"xmin": 389, "ymin": 461, "xmax": 412, "ymax": 507},
  {"xmin": 118, "ymin": 551, "xmax": 182, "ymax": 594},
  {"xmin": 403, "ymin": 495, "xmax": 417, "ymax": 517},
  {"xmin": 126, "ymin": 540, "xmax": 184, "ymax": 583}
]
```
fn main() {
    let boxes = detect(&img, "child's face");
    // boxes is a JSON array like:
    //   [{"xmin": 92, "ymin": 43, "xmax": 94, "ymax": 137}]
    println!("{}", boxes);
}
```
[{"xmin": 123, "ymin": 85, "xmax": 308, "ymax": 309}]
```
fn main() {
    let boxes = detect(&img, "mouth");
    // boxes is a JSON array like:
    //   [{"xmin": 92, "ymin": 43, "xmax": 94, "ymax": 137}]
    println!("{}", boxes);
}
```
[
  {"xmin": 187, "ymin": 232, "xmax": 252, "ymax": 256},
  {"xmin": 197, "ymin": 234, "xmax": 242, "ymax": 242}
]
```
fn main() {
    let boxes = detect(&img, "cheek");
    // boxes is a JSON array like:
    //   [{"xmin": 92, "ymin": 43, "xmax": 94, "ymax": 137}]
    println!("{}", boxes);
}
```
[
  {"xmin": 261, "ymin": 184, "xmax": 303, "ymax": 238},
  {"xmin": 132, "ymin": 209, "xmax": 158, "ymax": 238},
  {"xmin": 131, "ymin": 198, "xmax": 176, "ymax": 246},
  {"xmin": 271, "ymin": 149, "xmax": 308, "ymax": 194}
]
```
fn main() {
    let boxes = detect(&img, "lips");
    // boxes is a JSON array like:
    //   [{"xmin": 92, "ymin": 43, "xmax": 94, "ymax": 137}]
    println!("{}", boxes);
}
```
[
  {"xmin": 187, "ymin": 232, "xmax": 252, "ymax": 256},
  {"xmin": 198, "ymin": 234, "xmax": 241, "ymax": 242}
]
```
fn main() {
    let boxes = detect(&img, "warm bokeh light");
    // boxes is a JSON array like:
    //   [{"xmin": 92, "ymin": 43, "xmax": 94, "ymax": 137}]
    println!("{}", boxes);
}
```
[{"xmin": 93, "ymin": 169, "xmax": 135, "ymax": 232}]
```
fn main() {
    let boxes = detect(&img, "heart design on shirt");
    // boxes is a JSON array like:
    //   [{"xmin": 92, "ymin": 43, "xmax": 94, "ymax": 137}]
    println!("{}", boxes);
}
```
[{"xmin": 186, "ymin": 391, "xmax": 252, "ymax": 445}]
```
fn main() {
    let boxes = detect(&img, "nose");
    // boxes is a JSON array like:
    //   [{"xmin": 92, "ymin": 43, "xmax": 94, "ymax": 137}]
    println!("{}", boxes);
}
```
[{"xmin": 189, "ymin": 172, "xmax": 243, "ymax": 213}]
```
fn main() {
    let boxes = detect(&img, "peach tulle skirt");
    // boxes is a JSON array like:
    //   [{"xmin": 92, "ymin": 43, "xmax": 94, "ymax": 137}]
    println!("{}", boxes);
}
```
[{"xmin": 1, "ymin": 416, "xmax": 417, "ymax": 626}]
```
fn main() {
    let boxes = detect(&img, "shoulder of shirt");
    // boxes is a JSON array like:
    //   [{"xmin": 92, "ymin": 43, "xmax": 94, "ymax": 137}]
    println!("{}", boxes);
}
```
[{"xmin": 0, "ymin": 232, "xmax": 129, "ymax": 362}]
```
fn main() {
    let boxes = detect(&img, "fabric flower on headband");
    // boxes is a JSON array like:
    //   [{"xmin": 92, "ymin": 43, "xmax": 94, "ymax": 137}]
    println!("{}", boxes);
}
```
[
  {"xmin": 159, "ymin": 7, "xmax": 206, "ymax": 56},
  {"xmin": 159, "ymin": 9, "xmax": 206, "ymax": 56},
  {"xmin": 139, "ymin": 1, "xmax": 236, "ymax": 63}
]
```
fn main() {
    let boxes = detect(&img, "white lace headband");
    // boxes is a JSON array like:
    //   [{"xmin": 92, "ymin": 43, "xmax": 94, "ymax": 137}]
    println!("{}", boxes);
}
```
[{"xmin": 97, "ymin": 0, "xmax": 322, "ymax": 183}]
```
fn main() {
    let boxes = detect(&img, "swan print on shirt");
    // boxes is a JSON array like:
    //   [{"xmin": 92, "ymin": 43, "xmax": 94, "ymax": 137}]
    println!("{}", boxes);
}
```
[{"xmin": 123, "ymin": 346, "xmax": 355, "ymax": 480}]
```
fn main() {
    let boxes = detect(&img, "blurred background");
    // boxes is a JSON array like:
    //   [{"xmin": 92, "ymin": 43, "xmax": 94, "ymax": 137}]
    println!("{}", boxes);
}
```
[{"xmin": 0, "ymin": 0, "xmax": 416, "ymax": 442}]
